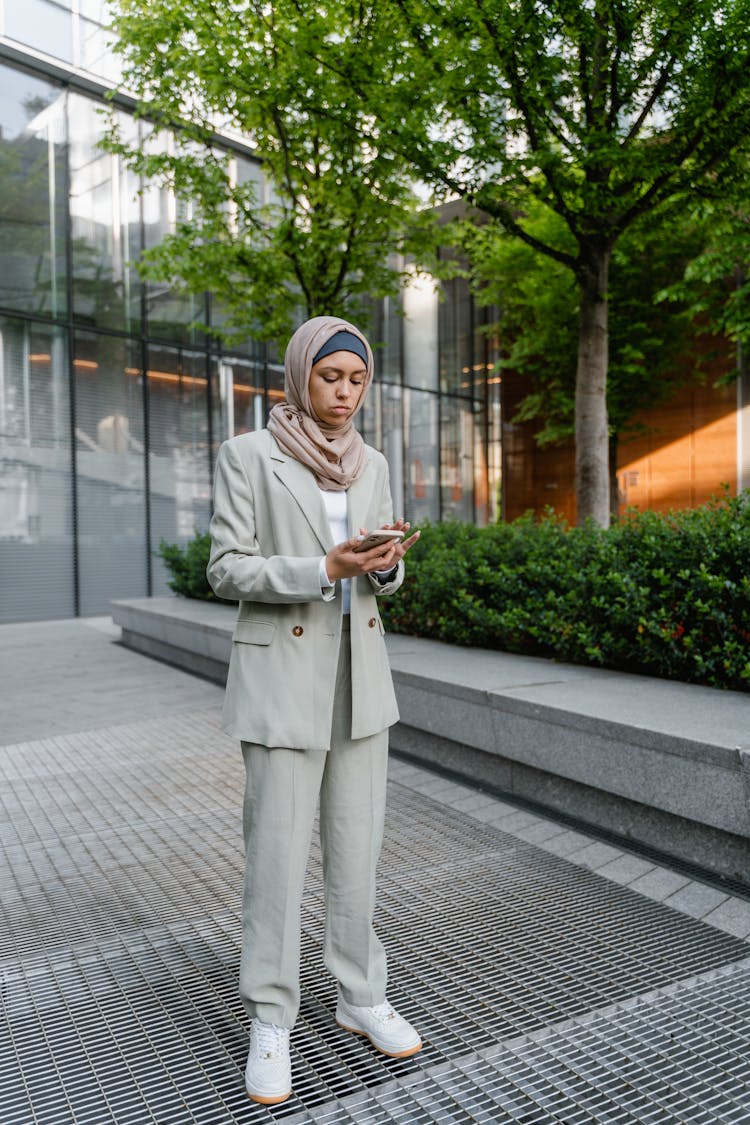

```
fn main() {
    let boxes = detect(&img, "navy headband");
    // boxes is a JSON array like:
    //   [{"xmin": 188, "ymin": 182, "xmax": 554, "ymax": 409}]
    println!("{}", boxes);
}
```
[{"xmin": 312, "ymin": 330, "xmax": 368, "ymax": 367}]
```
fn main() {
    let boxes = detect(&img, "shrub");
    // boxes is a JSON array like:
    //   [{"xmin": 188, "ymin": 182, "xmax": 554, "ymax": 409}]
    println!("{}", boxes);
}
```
[
  {"xmin": 160, "ymin": 494, "xmax": 750, "ymax": 690},
  {"xmin": 156, "ymin": 532, "xmax": 234, "ymax": 602},
  {"xmin": 381, "ymin": 492, "xmax": 750, "ymax": 692}
]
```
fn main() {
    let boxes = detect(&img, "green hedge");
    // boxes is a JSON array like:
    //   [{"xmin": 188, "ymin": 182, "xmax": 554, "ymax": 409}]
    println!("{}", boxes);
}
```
[
  {"xmin": 160, "ymin": 493, "xmax": 750, "ymax": 690},
  {"xmin": 156, "ymin": 533, "xmax": 234, "ymax": 602},
  {"xmin": 380, "ymin": 492, "xmax": 750, "ymax": 692}
]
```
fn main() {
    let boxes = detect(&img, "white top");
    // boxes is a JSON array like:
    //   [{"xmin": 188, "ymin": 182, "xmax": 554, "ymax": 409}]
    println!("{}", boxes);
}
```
[
  {"xmin": 318, "ymin": 489, "xmax": 396, "ymax": 612},
  {"xmin": 320, "ymin": 489, "xmax": 353, "ymax": 612}
]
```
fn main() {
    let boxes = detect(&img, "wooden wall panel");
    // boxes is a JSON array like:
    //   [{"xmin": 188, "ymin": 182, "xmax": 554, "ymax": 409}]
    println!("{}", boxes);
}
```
[
  {"xmin": 502, "ymin": 369, "xmax": 738, "ymax": 522},
  {"xmin": 502, "ymin": 371, "xmax": 576, "ymax": 522},
  {"xmin": 617, "ymin": 382, "xmax": 737, "ymax": 513}
]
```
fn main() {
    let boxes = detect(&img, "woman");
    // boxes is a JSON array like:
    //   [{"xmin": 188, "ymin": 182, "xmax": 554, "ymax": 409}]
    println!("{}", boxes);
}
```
[{"xmin": 207, "ymin": 316, "xmax": 421, "ymax": 1105}]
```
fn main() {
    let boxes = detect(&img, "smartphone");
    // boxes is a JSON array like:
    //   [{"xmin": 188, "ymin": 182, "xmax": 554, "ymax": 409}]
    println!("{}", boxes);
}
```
[{"xmin": 353, "ymin": 529, "xmax": 405, "ymax": 553}]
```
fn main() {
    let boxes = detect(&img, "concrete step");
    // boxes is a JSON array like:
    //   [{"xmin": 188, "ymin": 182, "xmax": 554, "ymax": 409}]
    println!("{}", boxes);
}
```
[{"xmin": 111, "ymin": 596, "xmax": 750, "ymax": 887}]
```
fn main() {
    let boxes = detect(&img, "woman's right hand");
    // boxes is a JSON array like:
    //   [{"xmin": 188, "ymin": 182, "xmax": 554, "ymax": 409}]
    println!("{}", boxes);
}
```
[
  {"xmin": 325, "ymin": 536, "xmax": 398, "ymax": 581},
  {"xmin": 325, "ymin": 522, "xmax": 419, "ymax": 581}
]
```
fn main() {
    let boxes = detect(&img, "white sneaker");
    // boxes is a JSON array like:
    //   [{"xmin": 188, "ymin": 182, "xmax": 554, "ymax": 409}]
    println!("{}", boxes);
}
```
[
  {"xmin": 336, "ymin": 996, "xmax": 422, "ymax": 1058},
  {"xmin": 245, "ymin": 1019, "xmax": 292, "ymax": 1105}
]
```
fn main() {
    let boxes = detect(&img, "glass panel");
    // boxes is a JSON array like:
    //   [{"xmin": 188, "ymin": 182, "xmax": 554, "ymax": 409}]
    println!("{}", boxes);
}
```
[
  {"xmin": 78, "ymin": 18, "xmax": 123, "ymax": 83},
  {"xmin": 208, "ymin": 355, "xmax": 223, "ymax": 465},
  {"xmin": 371, "ymin": 295, "xmax": 403, "ymax": 384},
  {"xmin": 74, "ymin": 331, "xmax": 147, "ymax": 614},
  {"xmin": 68, "ymin": 94, "xmax": 141, "ymax": 333},
  {"xmin": 0, "ymin": 64, "xmax": 67, "ymax": 318},
  {"xmin": 141, "ymin": 129, "xmax": 207, "ymax": 344},
  {"xmin": 217, "ymin": 353, "xmax": 266, "ymax": 440},
  {"xmin": 146, "ymin": 345, "xmax": 212, "ymax": 595},
  {"xmin": 471, "ymin": 310, "xmax": 503, "ymax": 522},
  {"xmin": 440, "ymin": 397, "xmax": 475, "ymax": 521},
  {"xmin": 361, "ymin": 381, "xmax": 381, "ymax": 449},
  {"xmin": 382, "ymin": 384, "xmax": 405, "ymax": 518},
  {"xmin": 5, "ymin": 0, "xmax": 73, "ymax": 63},
  {"xmin": 487, "ymin": 357, "xmax": 503, "ymax": 524},
  {"xmin": 360, "ymin": 381, "xmax": 405, "ymax": 518},
  {"xmin": 402, "ymin": 274, "xmax": 439, "ymax": 390},
  {"xmin": 439, "ymin": 275, "xmax": 474, "ymax": 395},
  {"xmin": 266, "ymin": 357, "xmax": 285, "ymax": 413},
  {"xmin": 79, "ymin": 0, "xmax": 107, "ymax": 17},
  {"xmin": 403, "ymin": 388, "xmax": 439, "ymax": 525},
  {"xmin": 0, "ymin": 317, "xmax": 74, "ymax": 622}
]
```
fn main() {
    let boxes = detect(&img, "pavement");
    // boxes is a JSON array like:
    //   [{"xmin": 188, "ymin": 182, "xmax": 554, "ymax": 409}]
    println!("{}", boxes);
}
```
[{"xmin": 2, "ymin": 617, "xmax": 750, "ymax": 1124}]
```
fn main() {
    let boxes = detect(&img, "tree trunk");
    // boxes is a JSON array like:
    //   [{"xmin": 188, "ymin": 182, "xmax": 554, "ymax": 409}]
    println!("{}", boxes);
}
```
[{"xmin": 575, "ymin": 246, "xmax": 611, "ymax": 527}]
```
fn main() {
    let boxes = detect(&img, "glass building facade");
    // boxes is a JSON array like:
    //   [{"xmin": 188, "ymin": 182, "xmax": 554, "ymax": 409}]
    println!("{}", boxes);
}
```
[{"xmin": 0, "ymin": 9, "xmax": 502, "ymax": 624}]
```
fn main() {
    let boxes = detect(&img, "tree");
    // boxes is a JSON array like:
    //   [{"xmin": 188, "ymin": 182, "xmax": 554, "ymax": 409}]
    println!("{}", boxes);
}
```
[
  {"xmin": 104, "ymin": 0, "xmax": 440, "ymax": 342},
  {"xmin": 659, "ymin": 166, "xmax": 750, "ymax": 362},
  {"xmin": 340, "ymin": 0, "xmax": 750, "ymax": 524},
  {"xmin": 463, "ymin": 196, "xmax": 712, "ymax": 513}
]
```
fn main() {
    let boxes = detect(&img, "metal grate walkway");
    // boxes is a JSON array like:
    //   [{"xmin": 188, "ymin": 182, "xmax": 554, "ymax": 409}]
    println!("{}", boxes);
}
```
[{"xmin": 1, "ymin": 708, "xmax": 749, "ymax": 1124}]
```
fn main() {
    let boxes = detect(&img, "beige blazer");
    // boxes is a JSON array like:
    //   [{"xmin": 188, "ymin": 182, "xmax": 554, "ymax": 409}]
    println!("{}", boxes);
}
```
[{"xmin": 207, "ymin": 429, "xmax": 404, "ymax": 750}]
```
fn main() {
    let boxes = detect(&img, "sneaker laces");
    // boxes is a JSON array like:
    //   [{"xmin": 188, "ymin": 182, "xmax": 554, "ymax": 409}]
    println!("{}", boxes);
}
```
[
  {"xmin": 254, "ymin": 1021, "xmax": 289, "ymax": 1059},
  {"xmin": 368, "ymin": 1000, "xmax": 397, "ymax": 1023}
]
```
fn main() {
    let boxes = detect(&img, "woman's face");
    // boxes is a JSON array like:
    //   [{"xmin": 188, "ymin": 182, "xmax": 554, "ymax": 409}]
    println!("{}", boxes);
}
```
[{"xmin": 309, "ymin": 350, "xmax": 367, "ymax": 428}]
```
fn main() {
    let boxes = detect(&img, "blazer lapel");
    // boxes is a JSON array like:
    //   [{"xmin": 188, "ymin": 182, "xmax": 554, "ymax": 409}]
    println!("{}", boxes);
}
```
[
  {"xmin": 271, "ymin": 447, "xmax": 333, "ymax": 552},
  {"xmin": 347, "ymin": 455, "xmax": 375, "ymax": 536}
]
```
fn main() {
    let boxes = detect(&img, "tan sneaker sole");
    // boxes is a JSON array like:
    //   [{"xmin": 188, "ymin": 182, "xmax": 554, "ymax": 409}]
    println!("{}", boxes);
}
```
[
  {"xmin": 246, "ymin": 1088, "xmax": 292, "ymax": 1105},
  {"xmin": 337, "ymin": 1019, "xmax": 423, "ymax": 1058}
]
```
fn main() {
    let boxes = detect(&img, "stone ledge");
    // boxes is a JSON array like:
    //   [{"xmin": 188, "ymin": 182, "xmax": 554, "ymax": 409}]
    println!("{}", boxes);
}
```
[{"xmin": 111, "ymin": 596, "xmax": 750, "ymax": 886}]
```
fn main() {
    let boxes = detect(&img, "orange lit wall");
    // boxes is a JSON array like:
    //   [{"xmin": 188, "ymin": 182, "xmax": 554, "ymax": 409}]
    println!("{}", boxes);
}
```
[
  {"xmin": 503, "ymin": 369, "xmax": 738, "ymax": 523},
  {"xmin": 617, "ymin": 381, "xmax": 736, "ymax": 513}
]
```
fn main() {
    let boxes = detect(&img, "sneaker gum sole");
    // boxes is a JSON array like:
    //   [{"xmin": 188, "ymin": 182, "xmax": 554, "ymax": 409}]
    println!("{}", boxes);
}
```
[
  {"xmin": 246, "ymin": 1088, "xmax": 292, "ymax": 1105},
  {"xmin": 336, "ymin": 1018, "xmax": 423, "ymax": 1058}
]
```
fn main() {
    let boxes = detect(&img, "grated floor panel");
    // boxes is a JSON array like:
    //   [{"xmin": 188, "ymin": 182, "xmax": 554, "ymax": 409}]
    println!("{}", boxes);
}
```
[{"xmin": 1, "ymin": 709, "xmax": 749, "ymax": 1123}]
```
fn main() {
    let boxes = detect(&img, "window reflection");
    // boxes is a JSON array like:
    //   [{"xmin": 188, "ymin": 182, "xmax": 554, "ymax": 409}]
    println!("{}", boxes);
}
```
[
  {"xmin": 372, "ymin": 294, "xmax": 402, "ymax": 384},
  {"xmin": 362, "ymin": 382, "xmax": 405, "ymax": 517},
  {"xmin": 218, "ymin": 353, "xmax": 268, "ymax": 438},
  {"xmin": 402, "ymin": 273, "xmax": 439, "ymax": 391},
  {"xmin": 439, "ymin": 275, "xmax": 474, "ymax": 396},
  {"xmin": 440, "ymin": 397, "xmax": 475, "ymax": 522},
  {"xmin": 5, "ymin": 0, "xmax": 73, "ymax": 64},
  {"xmin": 146, "ymin": 345, "xmax": 213, "ymax": 593},
  {"xmin": 403, "ymin": 388, "xmax": 439, "ymax": 525},
  {"xmin": 74, "ymin": 332, "xmax": 147, "ymax": 614},
  {"xmin": 69, "ymin": 94, "xmax": 141, "ymax": 333},
  {"xmin": 141, "ymin": 129, "xmax": 207, "ymax": 344},
  {"xmin": 0, "ymin": 66, "xmax": 66, "ymax": 318},
  {"xmin": 0, "ymin": 317, "xmax": 74, "ymax": 621}
]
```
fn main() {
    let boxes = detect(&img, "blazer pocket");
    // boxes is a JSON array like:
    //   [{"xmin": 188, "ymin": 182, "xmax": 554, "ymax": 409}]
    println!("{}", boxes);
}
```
[{"xmin": 233, "ymin": 620, "xmax": 276, "ymax": 645}]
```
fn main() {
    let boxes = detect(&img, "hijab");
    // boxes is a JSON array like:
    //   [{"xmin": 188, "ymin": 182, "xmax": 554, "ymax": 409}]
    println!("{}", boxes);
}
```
[{"xmin": 266, "ymin": 316, "xmax": 374, "ymax": 491}]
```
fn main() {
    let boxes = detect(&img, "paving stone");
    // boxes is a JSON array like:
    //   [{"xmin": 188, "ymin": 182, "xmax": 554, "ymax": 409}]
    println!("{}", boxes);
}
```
[
  {"xmin": 536, "ymin": 829, "xmax": 599, "ymax": 858},
  {"xmin": 594, "ymin": 854, "xmax": 657, "ymax": 886},
  {"xmin": 509, "ymin": 819, "xmax": 569, "ymax": 846},
  {"xmin": 628, "ymin": 867, "xmax": 692, "ymax": 902},
  {"xmin": 444, "ymin": 792, "xmax": 497, "ymax": 814},
  {"xmin": 702, "ymin": 896, "xmax": 750, "ymax": 939},
  {"xmin": 662, "ymin": 881, "xmax": 730, "ymax": 921},
  {"xmin": 566, "ymin": 840, "xmax": 624, "ymax": 870},
  {"xmin": 484, "ymin": 808, "xmax": 542, "ymax": 833}
]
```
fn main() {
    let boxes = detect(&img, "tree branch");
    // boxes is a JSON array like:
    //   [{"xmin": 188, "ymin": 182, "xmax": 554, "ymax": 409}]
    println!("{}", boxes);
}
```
[{"xmin": 472, "ymin": 192, "xmax": 580, "ymax": 273}]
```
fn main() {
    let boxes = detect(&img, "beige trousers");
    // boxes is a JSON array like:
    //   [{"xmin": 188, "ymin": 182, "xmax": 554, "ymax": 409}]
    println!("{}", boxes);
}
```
[{"xmin": 239, "ymin": 626, "xmax": 389, "ymax": 1028}]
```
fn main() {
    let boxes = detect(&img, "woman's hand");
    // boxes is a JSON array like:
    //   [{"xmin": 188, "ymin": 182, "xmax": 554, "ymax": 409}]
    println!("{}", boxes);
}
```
[{"xmin": 325, "ymin": 520, "xmax": 420, "ymax": 581}]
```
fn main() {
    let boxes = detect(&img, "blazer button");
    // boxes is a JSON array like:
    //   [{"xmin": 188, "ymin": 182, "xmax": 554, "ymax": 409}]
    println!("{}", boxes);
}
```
[
  {"xmin": 368, "ymin": 617, "xmax": 377, "ymax": 628},
  {"xmin": 292, "ymin": 625, "xmax": 303, "ymax": 637}
]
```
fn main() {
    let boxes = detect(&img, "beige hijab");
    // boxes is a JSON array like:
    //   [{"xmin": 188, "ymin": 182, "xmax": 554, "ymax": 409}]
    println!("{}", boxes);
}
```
[{"xmin": 267, "ymin": 316, "xmax": 374, "ymax": 491}]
